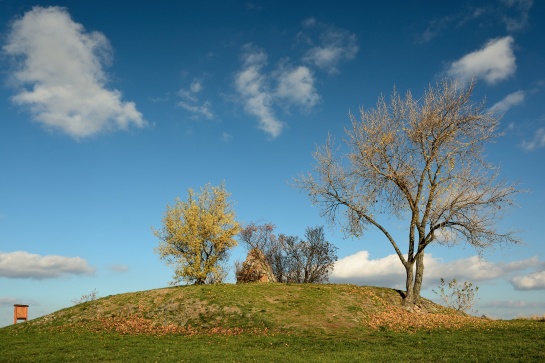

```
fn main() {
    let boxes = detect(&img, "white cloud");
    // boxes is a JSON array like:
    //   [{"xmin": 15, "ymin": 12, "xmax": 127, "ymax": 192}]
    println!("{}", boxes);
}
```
[
  {"xmin": 275, "ymin": 65, "xmax": 319, "ymax": 110},
  {"xmin": 330, "ymin": 251, "xmax": 406, "ymax": 288},
  {"xmin": 521, "ymin": 128, "xmax": 545, "ymax": 151},
  {"xmin": 177, "ymin": 79, "xmax": 214, "ymax": 119},
  {"xmin": 178, "ymin": 101, "xmax": 213, "ymax": 120},
  {"xmin": 489, "ymin": 90, "xmax": 526, "ymax": 114},
  {"xmin": 3, "ymin": 6, "xmax": 146, "ymax": 138},
  {"xmin": 235, "ymin": 45, "xmax": 284, "ymax": 138},
  {"xmin": 303, "ymin": 26, "xmax": 359, "ymax": 74},
  {"xmin": 330, "ymin": 251, "xmax": 540, "ymax": 289},
  {"xmin": 0, "ymin": 251, "xmax": 95, "ymax": 279},
  {"xmin": 189, "ymin": 80, "xmax": 203, "ymax": 94},
  {"xmin": 234, "ymin": 21, "xmax": 355, "ymax": 137},
  {"xmin": 511, "ymin": 268, "xmax": 545, "ymax": 290},
  {"xmin": 178, "ymin": 84, "xmax": 199, "ymax": 103},
  {"xmin": 447, "ymin": 36, "xmax": 516, "ymax": 85},
  {"xmin": 425, "ymin": 256, "xmax": 539, "ymax": 283}
]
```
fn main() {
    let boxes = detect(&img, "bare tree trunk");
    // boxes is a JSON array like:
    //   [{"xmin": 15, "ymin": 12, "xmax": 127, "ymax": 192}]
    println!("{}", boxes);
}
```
[
  {"xmin": 412, "ymin": 253, "xmax": 424, "ymax": 305},
  {"xmin": 294, "ymin": 79, "xmax": 522, "ymax": 313},
  {"xmin": 403, "ymin": 262, "xmax": 415, "ymax": 307}
]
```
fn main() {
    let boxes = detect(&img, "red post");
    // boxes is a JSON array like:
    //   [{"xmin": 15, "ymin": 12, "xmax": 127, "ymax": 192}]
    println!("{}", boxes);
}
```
[{"xmin": 13, "ymin": 304, "xmax": 29, "ymax": 324}]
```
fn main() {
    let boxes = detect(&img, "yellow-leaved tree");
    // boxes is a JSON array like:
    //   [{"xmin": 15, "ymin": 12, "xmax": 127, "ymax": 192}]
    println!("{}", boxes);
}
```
[{"xmin": 153, "ymin": 183, "xmax": 240, "ymax": 285}]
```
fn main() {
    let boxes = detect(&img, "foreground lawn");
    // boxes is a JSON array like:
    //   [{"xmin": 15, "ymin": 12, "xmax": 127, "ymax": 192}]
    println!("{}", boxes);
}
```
[{"xmin": 1, "ymin": 320, "xmax": 544, "ymax": 362}]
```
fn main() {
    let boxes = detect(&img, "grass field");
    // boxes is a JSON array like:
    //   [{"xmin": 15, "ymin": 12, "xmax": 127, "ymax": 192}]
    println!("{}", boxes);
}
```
[{"xmin": 1, "ymin": 284, "xmax": 543, "ymax": 362}]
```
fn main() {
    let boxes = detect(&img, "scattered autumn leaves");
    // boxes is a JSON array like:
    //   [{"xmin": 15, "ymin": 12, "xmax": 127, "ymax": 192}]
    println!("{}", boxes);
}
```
[
  {"xmin": 41, "ymin": 304, "xmax": 272, "ymax": 337},
  {"xmin": 48, "ymin": 316, "xmax": 272, "ymax": 337},
  {"xmin": 367, "ymin": 309, "xmax": 489, "ymax": 333},
  {"xmin": 362, "ymin": 289, "xmax": 490, "ymax": 333},
  {"xmin": 90, "ymin": 316, "xmax": 270, "ymax": 336}
]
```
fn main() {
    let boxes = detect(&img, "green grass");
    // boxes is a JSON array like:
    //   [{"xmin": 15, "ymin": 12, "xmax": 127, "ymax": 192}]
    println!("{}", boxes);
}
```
[{"xmin": 1, "ymin": 284, "xmax": 544, "ymax": 362}]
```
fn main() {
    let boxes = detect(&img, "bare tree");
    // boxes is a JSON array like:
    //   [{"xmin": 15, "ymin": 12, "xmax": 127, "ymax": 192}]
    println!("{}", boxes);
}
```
[
  {"xmin": 294, "ymin": 79, "xmax": 522, "ymax": 307},
  {"xmin": 280, "ymin": 226, "xmax": 338, "ymax": 283},
  {"xmin": 239, "ymin": 223, "xmax": 338, "ymax": 283}
]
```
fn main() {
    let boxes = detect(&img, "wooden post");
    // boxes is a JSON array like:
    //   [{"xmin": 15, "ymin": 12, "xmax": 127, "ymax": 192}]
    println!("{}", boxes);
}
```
[{"xmin": 13, "ymin": 304, "xmax": 29, "ymax": 324}]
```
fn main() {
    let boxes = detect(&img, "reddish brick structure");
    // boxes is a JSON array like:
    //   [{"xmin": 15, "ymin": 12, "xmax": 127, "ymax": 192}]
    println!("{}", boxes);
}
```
[{"xmin": 13, "ymin": 304, "xmax": 29, "ymax": 324}]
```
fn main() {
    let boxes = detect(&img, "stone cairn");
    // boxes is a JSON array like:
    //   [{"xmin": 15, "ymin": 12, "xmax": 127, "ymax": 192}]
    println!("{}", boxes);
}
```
[{"xmin": 236, "ymin": 248, "xmax": 277, "ymax": 283}]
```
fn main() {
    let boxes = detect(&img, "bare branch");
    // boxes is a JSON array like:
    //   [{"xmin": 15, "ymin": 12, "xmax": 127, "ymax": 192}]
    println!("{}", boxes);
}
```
[{"xmin": 294, "ymin": 78, "xmax": 524, "ymax": 305}]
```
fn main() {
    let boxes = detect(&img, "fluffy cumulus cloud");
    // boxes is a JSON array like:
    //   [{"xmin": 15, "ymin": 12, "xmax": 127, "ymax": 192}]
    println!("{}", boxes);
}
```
[
  {"xmin": 235, "ymin": 45, "xmax": 284, "ymax": 138},
  {"xmin": 235, "ymin": 45, "xmax": 321, "ymax": 138},
  {"xmin": 235, "ymin": 20, "xmax": 357, "ymax": 137},
  {"xmin": 275, "ymin": 65, "xmax": 320, "ymax": 110},
  {"xmin": 331, "ymin": 251, "xmax": 405, "ymax": 287},
  {"xmin": 425, "ymin": 256, "xmax": 539, "ymax": 283},
  {"xmin": 511, "ymin": 268, "xmax": 545, "ymax": 290},
  {"xmin": 330, "ymin": 251, "xmax": 541, "ymax": 289},
  {"xmin": 447, "ymin": 36, "xmax": 516, "ymax": 85},
  {"xmin": 0, "ymin": 251, "xmax": 95, "ymax": 279},
  {"xmin": 3, "ymin": 6, "xmax": 146, "ymax": 138}
]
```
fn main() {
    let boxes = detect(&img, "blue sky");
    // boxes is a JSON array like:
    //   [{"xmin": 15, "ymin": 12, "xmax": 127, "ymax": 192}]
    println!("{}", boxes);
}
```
[{"xmin": 1, "ymin": 0, "xmax": 544, "ymax": 327}]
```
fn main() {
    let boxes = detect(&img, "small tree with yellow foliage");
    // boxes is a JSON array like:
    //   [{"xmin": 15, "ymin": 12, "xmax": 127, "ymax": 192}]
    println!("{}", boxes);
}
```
[{"xmin": 153, "ymin": 183, "xmax": 240, "ymax": 285}]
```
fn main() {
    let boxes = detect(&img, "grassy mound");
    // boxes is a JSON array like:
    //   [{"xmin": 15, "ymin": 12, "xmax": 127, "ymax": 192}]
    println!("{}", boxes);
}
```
[
  {"xmin": 2, "ymin": 284, "xmax": 544, "ymax": 362},
  {"xmin": 14, "ymin": 284, "xmax": 487, "ymax": 335}
]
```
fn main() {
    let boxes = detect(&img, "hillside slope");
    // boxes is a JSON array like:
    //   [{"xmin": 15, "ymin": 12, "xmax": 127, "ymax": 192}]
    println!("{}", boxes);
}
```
[{"xmin": 16, "ymin": 284, "xmax": 486, "ymax": 334}]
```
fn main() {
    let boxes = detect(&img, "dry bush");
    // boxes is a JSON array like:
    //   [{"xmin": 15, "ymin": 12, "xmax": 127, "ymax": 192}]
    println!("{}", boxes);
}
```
[
  {"xmin": 433, "ymin": 278, "xmax": 479, "ymax": 314},
  {"xmin": 72, "ymin": 289, "xmax": 99, "ymax": 305}
]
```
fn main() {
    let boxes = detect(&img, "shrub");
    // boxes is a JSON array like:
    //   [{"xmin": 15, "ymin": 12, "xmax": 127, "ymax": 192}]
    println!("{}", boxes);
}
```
[{"xmin": 433, "ymin": 278, "xmax": 479, "ymax": 314}]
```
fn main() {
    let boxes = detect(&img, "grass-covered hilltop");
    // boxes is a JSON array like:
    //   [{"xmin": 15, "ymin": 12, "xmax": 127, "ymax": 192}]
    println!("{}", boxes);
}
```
[{"xmin": 1, "ymin": 283, "xmax": 544, "ymax": 362}]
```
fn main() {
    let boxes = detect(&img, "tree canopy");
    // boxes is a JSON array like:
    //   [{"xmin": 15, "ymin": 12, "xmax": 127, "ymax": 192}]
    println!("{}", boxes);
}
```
[
  {"xmin": 153, "ymin": 183, "xmax": 240, "ymax": 285},
  {"xmin": 294, "ymin": 79, "xmax": 522, "ymax": 306}
]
